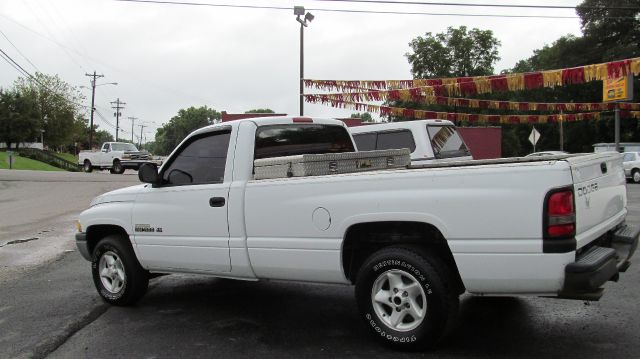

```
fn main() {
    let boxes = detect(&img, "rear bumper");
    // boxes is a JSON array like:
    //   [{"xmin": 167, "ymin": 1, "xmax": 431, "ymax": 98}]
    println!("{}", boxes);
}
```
[{"xmin": 558, "ymin": 223, "xmax": 639, "ymax": 300}]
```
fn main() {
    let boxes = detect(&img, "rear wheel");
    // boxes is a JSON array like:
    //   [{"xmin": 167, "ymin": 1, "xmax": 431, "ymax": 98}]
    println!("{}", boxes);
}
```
[
  {"xmin": 355, "ymin": 246, "xmax": 458, "ymax": 351},
  {"xmin": 91, "ymin": 235, "xmax": 149, "ymax": 305},
  {"xmin": 112, "ymin": 160, "xmax": 125, "ymax": 174},
  {"xmin": 83, "ymin": 160, "xmax": 93, "ymax": 173},
  {"xmin": 633, "ymin": 169, "xmax": 640, "ymax": 183}
]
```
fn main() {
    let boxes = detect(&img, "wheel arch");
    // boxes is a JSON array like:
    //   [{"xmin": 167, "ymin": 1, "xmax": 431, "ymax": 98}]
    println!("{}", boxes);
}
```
[
  {"xmin": 86, "ymin": 224, "xmax": 131, "ymax": 257},
  {"xmin": 342, "ymin": 221, "xmax": 465, "ymax": 294}
]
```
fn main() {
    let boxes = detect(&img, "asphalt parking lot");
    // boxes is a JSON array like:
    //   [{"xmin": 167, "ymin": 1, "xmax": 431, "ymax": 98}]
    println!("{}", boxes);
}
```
[{"xmin": 1, "ymin": 170, "xmax": 640, "ymax": 358}]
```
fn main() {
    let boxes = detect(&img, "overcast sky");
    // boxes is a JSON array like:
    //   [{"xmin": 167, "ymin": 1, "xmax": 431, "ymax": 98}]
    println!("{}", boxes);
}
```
[{"xmin": 0, "ymin": 0, "xmax": 584, "ymax": 143}]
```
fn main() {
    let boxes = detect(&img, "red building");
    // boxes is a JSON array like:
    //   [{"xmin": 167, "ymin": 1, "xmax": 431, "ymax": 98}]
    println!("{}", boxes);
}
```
[{"xmin": 457, "ymin": 127, "xmax": 502, "ymax": 159}]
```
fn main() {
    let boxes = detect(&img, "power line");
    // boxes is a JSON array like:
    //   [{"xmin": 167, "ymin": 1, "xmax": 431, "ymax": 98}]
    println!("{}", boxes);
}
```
[
  {"xmin": 0, "ymin": 13, "xmax": 213, "ymax": 105},
  {"xmin": 0, "ymin": 46, "xmax": 43, "ymax": 86},
  {"xmin": 112, "ymin": 0, "xmax": 582, "ymax": 18},
  {"xmin": 0, "ymin": 29, "xmax": 41, "ymax": 73},
  {"xmin": 302, "ymin": 0, "xmax": 640, "ymax": 11}
]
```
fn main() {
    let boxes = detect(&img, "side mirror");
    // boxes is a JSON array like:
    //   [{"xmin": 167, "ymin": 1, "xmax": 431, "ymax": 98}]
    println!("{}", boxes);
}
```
[
  {"xmin": 138, "ymin": 163, "xmax": 160, "ymax": 184},
  {"xmin": 101, "ymin": 148, "xmax": 108, "ymax": 153}
]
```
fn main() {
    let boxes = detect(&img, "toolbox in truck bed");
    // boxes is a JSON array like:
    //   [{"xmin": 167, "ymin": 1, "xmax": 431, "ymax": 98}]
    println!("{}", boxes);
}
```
[{"xmin": 253, "ymin": 149, "xmax": 411, "ymax": 180}]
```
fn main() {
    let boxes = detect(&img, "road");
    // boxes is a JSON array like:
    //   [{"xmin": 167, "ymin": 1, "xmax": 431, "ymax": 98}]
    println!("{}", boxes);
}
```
[{"xmin": 1, "ymin": 170, "xmax": 640, "ymax": 358}]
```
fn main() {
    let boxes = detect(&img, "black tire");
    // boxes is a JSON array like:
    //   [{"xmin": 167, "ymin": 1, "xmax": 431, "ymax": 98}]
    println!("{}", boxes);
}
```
[
  {"xmin": 83, "ymin": 160, "xmax": 93, "ymax": 173},
  {"xmin": 112, "ymin": 160, "xmax": 125, "ymax": 174},
  {"xmin": 355, "ymin": 246, "xmax": 459, "ymax": 351},
  {"xmin": 632, "ymin": 169, "xmax": 640, "ymax": 184},
  {"xmin": 91, "ymin": 235, "xmax": 149, "ymax": 306}
]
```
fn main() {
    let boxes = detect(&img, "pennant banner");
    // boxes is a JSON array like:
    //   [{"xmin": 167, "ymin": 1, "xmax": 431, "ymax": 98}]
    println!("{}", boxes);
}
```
[
  {"xmin": 305, "ymin": 96, "xmax": 640, "ymax": 123},
  {"xmin": 304, "ymin": 93, "xmax": 640, "ymax": 112},
  {"xmin": 304, "ymin": 57, "xmax": 640, "ymax": 96}
]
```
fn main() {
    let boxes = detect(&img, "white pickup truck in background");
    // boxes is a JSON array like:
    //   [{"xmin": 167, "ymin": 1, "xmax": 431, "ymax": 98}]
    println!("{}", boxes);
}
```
[
  {"xmin": 350, "ymin": 120, "xmax": 473, "ymax": 165},
  {"xmin": 76, "ymin": 117, "xmax": 638, "ymax": 350},
  {"xmin": 623, "ymin": 151, "xmax": 640, "ymax": 183},
  {"xmin": 78, "ymin": 142, "xmax": 156, "ymax": 174}
]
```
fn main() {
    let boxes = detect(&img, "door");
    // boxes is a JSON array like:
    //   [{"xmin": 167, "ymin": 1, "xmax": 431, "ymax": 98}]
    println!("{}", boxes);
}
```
[
  {"xmin": 132, "ymin": 129, "xmax": 233, "ymax": 273},
  {"xmin": 98, "ymin": 143, "xmax": 111, "ymax": 165}
]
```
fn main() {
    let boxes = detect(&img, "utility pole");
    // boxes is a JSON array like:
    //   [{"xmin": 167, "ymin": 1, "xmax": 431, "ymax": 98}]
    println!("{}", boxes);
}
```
[
  {"xmin": 615, "ymin": 103, "xmax": 620, "ymax": 152},
  {"xmin": 111, "ymin": 98, "xmax": 126, "ymax": 142},
  {"xmin": 128, "ymin": 116, "xmax": 138, "ymax": 143},
  {"xmin": 559, "ymin": 110, "xmax": 564, "ymax": 151},
  {"xmin": 137, "ymin": 124, "xmax": 146, "ymax": 148},
  {"xmin": 85, "ymin": 71, "xmax": 104, "ymax": 149}
]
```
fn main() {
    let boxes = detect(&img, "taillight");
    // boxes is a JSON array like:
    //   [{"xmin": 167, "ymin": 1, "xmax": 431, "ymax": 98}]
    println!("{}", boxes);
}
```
[
  {"xmin": 544, "ymin": 188, "xmax": 575, "ymax": 239},
  {"xmin": 293, "ymin": 117, "xmax": 313, "ymax": 123}
]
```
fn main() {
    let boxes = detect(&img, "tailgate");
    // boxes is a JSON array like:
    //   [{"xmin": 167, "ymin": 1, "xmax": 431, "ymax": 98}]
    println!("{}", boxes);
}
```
[{"xmin": 568, "ymin": 152, "xmax": 627, "ymax": 249}]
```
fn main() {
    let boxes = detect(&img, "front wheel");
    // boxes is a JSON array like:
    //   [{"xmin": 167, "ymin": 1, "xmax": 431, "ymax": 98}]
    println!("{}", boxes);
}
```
[
  {"xmin": 355, "ymin": 246, "xmax": 458, "ymax": 351},
  {"xmin": 91, "ymin": 235, "xmax": 149, "ymax": 306},
  {"xmin": 112, "ymin": 160, "xmax": 125, "ymax": 174},
  {"xmin": 632, "ymin": 169, "xmax": 640, "ymax": 184},
  {"xmin": 83, "ymin": 160, "xmax": 93, "ymax": 173}
]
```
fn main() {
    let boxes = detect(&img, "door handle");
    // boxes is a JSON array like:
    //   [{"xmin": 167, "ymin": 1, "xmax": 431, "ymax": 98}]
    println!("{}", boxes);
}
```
[{"xmin": 209, "ymin": 197, "xmax": 226, "ymax": 207}]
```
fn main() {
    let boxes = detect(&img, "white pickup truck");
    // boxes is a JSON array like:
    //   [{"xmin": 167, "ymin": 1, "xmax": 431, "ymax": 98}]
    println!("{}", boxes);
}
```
[
  {"xmin": 76, "ymin": 117, "xmax": 638, "ymax": 350},
  {"xmin": 350, "ymin": 119, "xmax": 473, "ymax": 165},
  {"xmin": 79, "ymin": 142, "xmax": 155, "ymax": 174},
  {"xmin": 622, "ymin": 151, "xmax": 640, "ymax": 183}
]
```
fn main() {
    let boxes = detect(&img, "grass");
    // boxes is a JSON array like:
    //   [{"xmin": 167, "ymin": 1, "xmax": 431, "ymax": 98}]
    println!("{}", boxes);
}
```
[
  {"xmin": 0, "ymin": 151, "xmax": 64, "ymax": 171},
  {"xmin": 53, "ymin": 152, "xmax": 78, "ymax": 163}
]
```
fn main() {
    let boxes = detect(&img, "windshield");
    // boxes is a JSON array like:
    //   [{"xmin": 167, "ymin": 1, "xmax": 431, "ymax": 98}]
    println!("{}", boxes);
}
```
[
  {"xmin": 426, "ymin": 125, "xmax": 470, "ymax": 159},
  {"xmin": 111, "ymin": 143, "xmax": 139, "ymax": 152}
]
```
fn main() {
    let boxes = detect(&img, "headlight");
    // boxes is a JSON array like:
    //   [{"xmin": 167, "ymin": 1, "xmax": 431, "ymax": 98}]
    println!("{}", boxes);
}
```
[
  {"xmin": 75, "ymin": 220, "xmax": 82, "ymax": 233},
  {"xmin": 122, "ymin": 154, "xmax": 131, "ymax": 160}
]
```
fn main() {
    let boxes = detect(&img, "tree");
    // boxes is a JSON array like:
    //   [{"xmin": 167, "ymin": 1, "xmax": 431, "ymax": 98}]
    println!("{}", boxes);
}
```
[
  {"xmin": 13, "ymin": 73, "xmax": 85, "ymax": 150},
  {"xmin": 405, "ymin": 26, "xmax": 501, "ymax": 78},
  {"xmin": 245, "ymin": 108, "xmax": 275, "ymax": 114},
  {"xmin": 350, "ymin": 112, "xmax": 374, "ymax": 122},
  {"xmin": 0, "ymin": 89, "xmax": 40, "ymax": 149},
  {"xmin": 153, "ymin": 106, "xmax": 220, "ymax": 155},
  {"xmin": 93, "ymin": 129, "xmax": 114, "ymax": 145},
  {"xmin": 576, "ymin": 0, "xmax": 640, "ymax": 61}
]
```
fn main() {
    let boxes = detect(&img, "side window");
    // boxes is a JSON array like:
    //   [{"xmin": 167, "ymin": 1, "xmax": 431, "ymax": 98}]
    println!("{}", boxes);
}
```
[
  {"xmin": 102, "ymin": 143, "xmax": 110, "ymax": 152},
  {"xmin": 624, "ymin": 153, "xmax": 635, "ymax": 162},
  {"xmin": 161, "ymin": 130, "xmax": 231, "ymax": 186},
  {"xmin": 353, "ymin": 133, "xmax": 377, "ymax": 151},
  {"xmin": 376, "ymin": 130, "xmax": 416, "ymax": 152}
]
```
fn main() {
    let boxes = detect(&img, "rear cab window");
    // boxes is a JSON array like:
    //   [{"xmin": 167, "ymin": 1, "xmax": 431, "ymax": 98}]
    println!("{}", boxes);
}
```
[
  {"xmin": 426, "ymin": 125, "xmax": 470, "ymax": 159},
  {"xmin": 352, "ymin": 129, "xmax": 416, "ymax": 152},
  {"xmin": 254, "ymin": 124, "xmax": 355, "ymax": 159}
]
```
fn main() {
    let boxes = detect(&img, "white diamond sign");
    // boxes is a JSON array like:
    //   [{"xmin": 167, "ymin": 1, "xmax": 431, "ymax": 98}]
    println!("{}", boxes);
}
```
[{"xmin": 529, "ymin": 127, "xmax": 541, "ymax": 146}]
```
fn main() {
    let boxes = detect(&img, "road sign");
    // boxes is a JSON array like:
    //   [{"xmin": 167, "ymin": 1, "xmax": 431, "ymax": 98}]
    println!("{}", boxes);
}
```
[
  {"xmin": 529, "ymin": 127, "xmax": 540, "ymax": 145},
  {"xmin": 529, "ymin": 127, "xmax": 541, "ymax": 152},
  {"xmin": 603, "ymin": 75, "xmax": 633, "ymax": 102}
]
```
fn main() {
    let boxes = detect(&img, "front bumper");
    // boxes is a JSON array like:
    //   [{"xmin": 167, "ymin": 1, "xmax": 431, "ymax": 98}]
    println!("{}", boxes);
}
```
[
  {"xmin": 120, "ymin": 159, "xmax": 162, "ymax": 169},
  {"xmin": 558, "ymin": 223, "xmax": 639, "ymax": 300},
  {"xmin": 75, "ymin": 232, "xmax": 92, "ymax": 261}
]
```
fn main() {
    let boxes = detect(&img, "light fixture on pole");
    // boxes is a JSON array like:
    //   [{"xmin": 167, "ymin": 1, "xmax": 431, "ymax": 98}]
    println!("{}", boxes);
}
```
[{"xmin": 294, "ymin": 6, "xmax": 314, "ymax": 116}]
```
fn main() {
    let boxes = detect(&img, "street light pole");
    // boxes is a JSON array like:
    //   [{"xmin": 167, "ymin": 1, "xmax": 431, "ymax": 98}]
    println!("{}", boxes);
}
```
[
  {"xmin": 300, "ymin": 20, "xmax": 304, "ymax": 116},
  {"xmin": 294, "ymin": 6, "xmax": 314, "ymax": 116}
]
